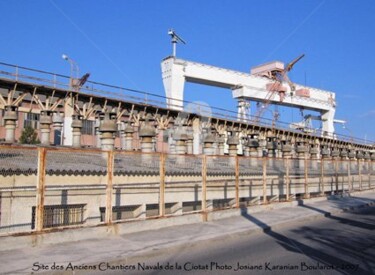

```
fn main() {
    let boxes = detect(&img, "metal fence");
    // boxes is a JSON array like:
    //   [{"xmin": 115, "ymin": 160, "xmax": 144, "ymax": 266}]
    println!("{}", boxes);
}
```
[{"xmin": 0, "ymin": 145, "xmax": 374, "ymax": 236}]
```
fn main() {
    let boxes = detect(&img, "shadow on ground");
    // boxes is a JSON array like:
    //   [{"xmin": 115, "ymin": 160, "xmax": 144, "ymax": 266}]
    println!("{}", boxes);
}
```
[{"xmin": 240, "ymin": 203, "xmax": 375, "ymax": 275}]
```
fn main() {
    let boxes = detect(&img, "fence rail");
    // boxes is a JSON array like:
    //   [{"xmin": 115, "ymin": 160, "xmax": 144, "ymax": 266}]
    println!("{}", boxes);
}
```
[{"xmin": 0, "ymin": 145, "xmax": 374, "ymax": 236}]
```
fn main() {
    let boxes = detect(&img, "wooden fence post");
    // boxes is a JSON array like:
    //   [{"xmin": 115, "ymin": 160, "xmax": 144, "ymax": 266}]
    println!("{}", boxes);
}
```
[
  {"xmin": 105, "ymin": 150, "xmax": 114, "ymax": 224},
  {"xmin": 35, "ymin": 147, "xmax": 46, "ymax": 231}
]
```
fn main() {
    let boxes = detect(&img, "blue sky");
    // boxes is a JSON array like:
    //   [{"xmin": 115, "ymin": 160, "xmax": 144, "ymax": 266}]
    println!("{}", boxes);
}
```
[{"xmin": 0, "ymin": 0, "xmax": 374, "ymax": 142}]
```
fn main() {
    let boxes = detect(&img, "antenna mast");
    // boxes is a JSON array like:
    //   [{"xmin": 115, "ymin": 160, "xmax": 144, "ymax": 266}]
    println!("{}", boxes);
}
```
[{"xmin": 168, "ymin": 29, "xmax": 186, "ymax": 57}]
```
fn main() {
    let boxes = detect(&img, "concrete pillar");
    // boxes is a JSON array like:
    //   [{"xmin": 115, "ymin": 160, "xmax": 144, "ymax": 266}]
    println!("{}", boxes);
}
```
[
  {"xmin": 168, "ymin": 129, "xmax": 176, "ymax": 154},
  {"xmin": 258, "ymin": 137, "xmax": 266, "ymax": 157},
  {"xmin": 63, "ymin": 97, "xmax": 74, "ymax": 146},
  {"xmin": 39, "ymin": 111, "xmax": 52, "ymax": 145},
  {"xmin": 203, "ymin": 133, "xmax": 215, "ymax": 155},
  {"xmin": 296, "ymin": 142, "xmax": 307, "ymax": 169},
  {"xmin": 217, "ymin": 135, "xmax": 225, "ymax": 155},
  {"xmin": 227, "ymin": 135, "xmax": 239, "ymax": 157},
  {"xmin": 186, "ymin": 131, "xmax": 194, "ymax": 155},
  {"xmin": 348, "ymin": 150, "xmax": 356, "ymax": 160},
  {"xmin": 310, "ymin": 145, "xmax": 319, "ymax": 170},
  {"xmin": 71, "ymin": 115, "xmax": 83, "ymax": 147},
  {"xmin": 52, "ymin": 112, "xmax": 64, "ymax": 145},
  {"xmin": 339, "ymin": 148, "xmax": 348, "ymax": 177},
  {"xmin": 247, "ymin": 137, "xmax": 259, "ymax": 167},
  {"xmin": 276, "ymin": 141, "xmax": 282, "ymax": 158},
  {"xmin": 321, "ymin": 146, "xmax": 331, "ymax": 171},
  {"xmin": 99, "ymin": 112, "xmax": 117, "ymax": 151},
  {"xmin": 348, "ymin": 149, "xmax": 356, "ymax": 172},
  {"xmin": 248, "ymin": 138, "xmax": 259, "ymax": 156},
  {"xmin": 281, "ymin": 142, "xmax": 292, "ymax": 158},
  {"xmin": 139, "ymin": 118, "xmax": 156, "ymax": 153},
  {"xmin": 174, "ymin": 127, "xmax": 188, "ymax": 155},
  {"xmin": 94, "ymin": 117, "xmax": 101, "ymax": 148},
  {"xmin": 118, "ymin": 122, "xmax": 126, "ymax": 150},
  {"xmin": 266, "ymin": 138, "xmax": 277, "ymax": 158},
  {"xmin": 356, "ymin": 150, "xmax": 364, "ymax": 160},
  {"xmin": 124, "ymin": 123, "xmax": 134, "ymax": 151},
  {"xmin": 192, "ymin": 118, "xmax": 201, "ymax": 154},
  {"xmin": 340, "ymin": 148, "xmax": 348, "ymax": 160},
  {"xmin": 331, "ymin": 148, "xmax": 340, "ymax": 160},
  {"xmin": 243, "ymin": 140, "xmax": 250, "ymax": 157},
  {"xmin": 3, "ymin": 105, "xmax": 18, "ymax": 143}
]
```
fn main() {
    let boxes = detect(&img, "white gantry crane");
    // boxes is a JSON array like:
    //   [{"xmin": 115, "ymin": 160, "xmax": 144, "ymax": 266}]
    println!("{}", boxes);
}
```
[{"xmin": 161, "ymin": 32, "xmax": 337, "ymax": 136}]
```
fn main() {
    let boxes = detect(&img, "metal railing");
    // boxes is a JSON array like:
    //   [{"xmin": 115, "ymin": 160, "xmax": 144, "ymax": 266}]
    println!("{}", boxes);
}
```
[{"xmin": 0, "ymin": 61, "xmax": 372, "ymax": 146}]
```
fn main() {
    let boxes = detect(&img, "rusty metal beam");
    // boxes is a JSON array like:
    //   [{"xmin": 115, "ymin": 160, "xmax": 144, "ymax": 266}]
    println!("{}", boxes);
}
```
[{"xmin": 35, "ymin": 147, "xmax": 46, "ymax": 232}]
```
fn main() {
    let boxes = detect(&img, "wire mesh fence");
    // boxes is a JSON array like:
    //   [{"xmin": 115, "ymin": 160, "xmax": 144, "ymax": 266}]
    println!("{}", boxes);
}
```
[
  {"xmin": 238, "ymin": 156, "xmax": 263, "ymax": 206},
  {"xmin": 0, "ymin": 144, "xmax": 374, "ymax": 236},
  {"xmin": 112, "ymin": 151, "xmax": 160, "ymax": 220},
  {"xmin": 165, "ymin": 154, "xmax": 202, "ymax": 215},
  {"xmin": 44, "ymin": 149, "xmax": 107, "ymax": 228},
  {"xmin": 206, "ymin": 155, "xmax": 237, "ymax": 210},
  {"xmin": 0, "ymin": 147, "xmax": 38, "ymax": 234}
]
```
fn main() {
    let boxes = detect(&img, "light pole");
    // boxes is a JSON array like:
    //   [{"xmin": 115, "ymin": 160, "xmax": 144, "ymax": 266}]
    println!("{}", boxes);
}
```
[{"xmin": 62, "ymin": 54, "xmax": 79, "ymax": 88}]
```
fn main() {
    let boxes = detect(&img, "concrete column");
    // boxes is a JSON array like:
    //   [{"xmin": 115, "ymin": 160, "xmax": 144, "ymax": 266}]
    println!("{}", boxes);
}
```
[
  {"xmin": 186, "ymin": 135, "xmax": 194, "ymax": 155},
  {"xmin": 3, "ymin": 106, "xmax": 18, "ymax": 143},
  {"xmin": 124, "ymin": 123, "xmax": 134, "ymax": 151},
  {"xmin": 348, "ymin": 149, "xmax": 356, "ymax": 172},
  {"xmin": 247, "ymin": 137, "xmax": 259, "ymax": 167},
  {"xmin": 243, "ymin": 140, "xmax": 250, "ymax": 157},
  {"xmin": 139, "ymin": 118, "xmax": 156, "ymax": 153},
  {"xmin": 118, "ymin": 122, "xmax": 126, "ymax": 149},
  {"xmin": 340, "ymin": 149, "xmax": 348, "ymax": 160},
  {"xmin": 174, "ymin": 127, "xmax": 188, "ymax": 155},
  {"xmin": 310, "ymin": 145, "xmax": 319, "ymax": 170},
  {"xmin": 203, "ymin": 133, "xmax": 215, "ymax": 155},
  {"xmin": 52, "ymin": 112, "xmax": 64, "ymax": 145},
  {"xmin": 39, "ymin": 111, "xmax": 52, "ymax": 145},
  {"xmin": 248, "ymin": 138, "xmax": 259, "ymax": 156},
  {"xmin": 63, "ymin": 97, "xmax": 74, "ymax": 146},
  {"xmin": 266, "ymin": 138, "xmax": 277, "ymax": 158},
  {"xmin": 99, "ymin": 112, "xmax": 117, "ymax": 151},
  {"xmin": 331, "ymin": 148, "xmax": 340, "ymax": 160},
  {"xmin": 321, "ymin": 146, "xmax": 331, "ymax": 171},
  {"xmin": 227, "ymin": 135, "xmax": 239, "ymax": 157},
  {"xmin": 94, "ymin": 117, "xmax": 101, "ymax": 148},
  {"xmin": 71, "ymin": 115, "xmax": 83, "ymax": 147},
  {"xmin": 338, "ymin": 148, "xmax": 347, "ymax": 171},
  {"xmin": 276, "ymin": 141, "xmax": 282, "ymax": 158},
  {"xmin": 258, "ymin": 137, "xmax": 266, "ymax": 157},
  {"xmin": 296, "ymin": 142, "xmax": 307, "ymax": 169},
  {"xmin": 356, "ymin": 150, "xmax": 364, "ymax": 160},
  {"xmin": 281, "ymin": 142, "xmax": 292, "ymax": 158},
  {"xmin": 217, "ymin": 135, "xmax": 225, "ymax": 155},
  {"xmin": 168, "ymin": 132, "xmax": 176, "ymax": 154},
  {"xmin": 192, "ymin": 118, "xmax": 201, "ymax": 154}
]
